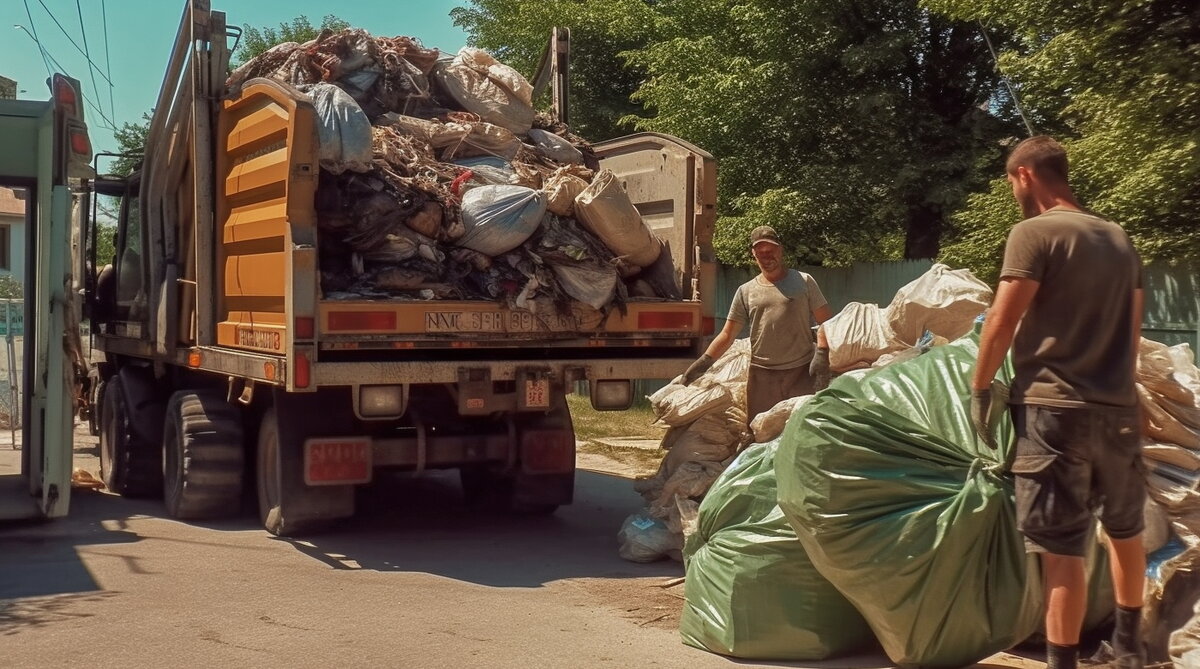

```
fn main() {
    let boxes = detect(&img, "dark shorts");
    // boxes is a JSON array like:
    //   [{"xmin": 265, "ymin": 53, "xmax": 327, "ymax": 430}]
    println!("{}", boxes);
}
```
[
  {"xmin": 746, "ymin": 365, "xmax": 815, "ymax": 420},
  {"xmin": 1011, "ymin": 404, "xmax": 1146, "ymax": 557}
]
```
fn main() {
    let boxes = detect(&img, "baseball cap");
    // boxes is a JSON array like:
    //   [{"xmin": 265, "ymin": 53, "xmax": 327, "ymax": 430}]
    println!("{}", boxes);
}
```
[{"xmin": 749, "ymin": 226, "xmax": 782, "ymax": 247}]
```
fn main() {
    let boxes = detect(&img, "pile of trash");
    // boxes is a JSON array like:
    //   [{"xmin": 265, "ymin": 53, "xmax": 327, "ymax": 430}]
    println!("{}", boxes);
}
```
[
  {"xmin": 227, "ymin": 29, "xmax": 678, "ymax": 312},
  {"xmin": 822, "ymin": 263, "xmax": 992, "ymax": 371},
  {"xmin": 661, "ymin": 265, "xmax": 1200, "ymax": 664},
  {"xmin": 616, "ymin": 263, "xmax": 993, "ymax": 563},
  {"xmin": 1132, "ymin": 338, "xmax": 1200, "ymax": 662},
  {"xmin": 617, "ymin": 340, "xmax": 751, "ymax": 563}
]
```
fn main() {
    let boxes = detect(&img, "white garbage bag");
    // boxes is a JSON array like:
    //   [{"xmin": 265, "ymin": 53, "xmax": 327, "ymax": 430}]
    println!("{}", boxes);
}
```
[
  {"xmin": 823, "ymin": 302, "xmax": 905, "ymax": 371},
  {"xmin": 456, "ymin": 185, "xmax": 546, "ymax": 256},
  {"xmin": 750, "ymin": 395, "xmax": 813, "ymax": 443},
  {"xmin": 527, "ymin": 128, "xmax": 583, "ymax": 164},
  {"xmin": 551, "ymin": 263, "xmax": 617, "ymax": 310},
  {"xmin": 618, "ymin": 513, "xmax": 681, "ymax": 563},
  {"xmin": 434, "ymin": 47, "xmax": 535, "ymax": 135},
  {"xmin": 310, "ymin": 83, "xmax": 373, "ymax": 174},
  {"xmin": 885, "ymin": 263, "xmax": 992, "ymax": 345},
  {"xmin": 574, "ymin": 170, "xmax": 662, "ymax": 268}
]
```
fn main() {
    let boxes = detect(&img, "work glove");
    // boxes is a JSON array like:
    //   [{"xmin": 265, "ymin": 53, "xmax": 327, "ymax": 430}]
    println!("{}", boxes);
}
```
[
  {"xmin": 969, "ymin": 387, "xmax": 998, "ymax": 449},
  {"xmin": 809, "ymin": 348, "xmax": 831, "ymax": 391},
  {"xmin": 682, "ymin": 354, "xmax": 715, "ymax": 386}
]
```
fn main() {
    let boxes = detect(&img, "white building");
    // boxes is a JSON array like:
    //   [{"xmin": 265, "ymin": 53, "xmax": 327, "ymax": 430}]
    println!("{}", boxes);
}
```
[{"xmin": 0, "ymin": 187, "xmax": 27, "ymax": 282}]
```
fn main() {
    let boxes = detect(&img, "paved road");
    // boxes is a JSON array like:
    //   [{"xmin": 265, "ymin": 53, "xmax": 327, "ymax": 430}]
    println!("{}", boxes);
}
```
[{"xmin": 0, "ymin": 427, "xmax": 1035, "ymax": 669}]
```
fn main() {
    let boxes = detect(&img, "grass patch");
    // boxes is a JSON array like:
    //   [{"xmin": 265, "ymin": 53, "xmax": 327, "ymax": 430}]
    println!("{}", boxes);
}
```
[
  {"xmin": 566, "ymin": 394, "xmax": 667, "ymax": 442},
  {"xmin": 575, "ymin": 441, "xmax": 665, "ymax": 475}
]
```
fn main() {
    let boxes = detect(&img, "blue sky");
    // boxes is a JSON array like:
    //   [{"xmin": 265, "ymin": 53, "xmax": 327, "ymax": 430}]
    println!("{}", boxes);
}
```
[{"xmin": 3, "ymin": 0, "xmax": 470, "ymax": 154}]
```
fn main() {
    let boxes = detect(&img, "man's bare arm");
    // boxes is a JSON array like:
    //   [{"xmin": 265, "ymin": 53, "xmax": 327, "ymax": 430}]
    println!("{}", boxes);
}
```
[{"xmin": 972, "ymin": 277, "xmax": 1041, "ymax": 390}]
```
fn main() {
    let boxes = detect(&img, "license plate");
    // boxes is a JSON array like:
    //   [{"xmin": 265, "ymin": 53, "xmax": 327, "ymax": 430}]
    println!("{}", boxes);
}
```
[
  {"xmin": 424, "ymin": 310, "xmax": 577, "ymax": 334},
  {"xmin": 304, "ymin": 438, "xmax": 372, "ymax": 486},
  {"xmin": 524, "ymin": 378, "xmax": 550, "ymax": 409}
]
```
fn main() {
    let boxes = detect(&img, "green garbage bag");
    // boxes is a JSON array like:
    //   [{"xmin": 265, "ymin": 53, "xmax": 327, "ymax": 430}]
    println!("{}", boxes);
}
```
[
  {"xmin": 776, "ymin": 333, "xmax": 1044, "ymax": 668},
  {"xmin": 681, "ymin": 439, "xmax": 875, "ymax": 660}
]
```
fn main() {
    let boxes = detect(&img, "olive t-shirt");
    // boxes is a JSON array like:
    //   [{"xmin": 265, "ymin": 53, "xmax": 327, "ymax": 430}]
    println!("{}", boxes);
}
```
[
  {"xmin": 1001, "ymin": 207, "xmax": 1142, "ymax": 407},
  {"xmin": 727, "ymin": 270, "xmax": 828, "ymax": 370}
]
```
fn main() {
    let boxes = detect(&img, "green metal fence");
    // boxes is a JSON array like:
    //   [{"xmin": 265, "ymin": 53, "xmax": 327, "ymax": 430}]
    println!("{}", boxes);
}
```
[{"xmin": 1143, "ymin": 264, "xmax": 1200, "ymax": 350}]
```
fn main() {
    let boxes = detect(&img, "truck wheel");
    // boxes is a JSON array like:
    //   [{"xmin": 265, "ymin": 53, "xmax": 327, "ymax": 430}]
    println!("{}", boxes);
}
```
[
  {"xmin": 162, "ymin": 390, "xmax": 245, "ymax": 519},
  {"xmin": 256, "ymin": 404, "xmax": 354, "ymax": 537},
  {"xmin": 459, "ymin": 466, "xmax": 564, "ymax": 516},
  {"xmin": 89, "ymin": 378, "xmax": 106, "ymax": 437},
  {"xmin": 99, "ymin": 375, "xmax": 163, "ymax": 497}
]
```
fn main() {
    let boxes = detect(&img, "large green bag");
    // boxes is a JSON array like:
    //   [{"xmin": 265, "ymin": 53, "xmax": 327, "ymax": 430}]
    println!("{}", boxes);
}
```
[
  {"xmin": 775, "ymin": 333, "xmax": 1045, "ymax": 668},
  {"xmin": 681, "ymin": 439, "xmax": 876, "ymax": 660}
]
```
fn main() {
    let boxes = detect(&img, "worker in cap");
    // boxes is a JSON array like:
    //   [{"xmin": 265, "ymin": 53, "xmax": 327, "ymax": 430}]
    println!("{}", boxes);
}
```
[{"xmin": 682, "ymin": 225, "xmax": 834, "ymax": 419}]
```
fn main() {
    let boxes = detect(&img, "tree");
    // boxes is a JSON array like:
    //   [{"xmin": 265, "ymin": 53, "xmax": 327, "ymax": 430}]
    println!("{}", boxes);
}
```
[
  {"xmin": 454, "ymin": 0, "xmax": 1022, "ymax": 268},
  {"xmin": 107, "ymin": 112, "xmax": 151, "ymax": 178},
  {"xmin": 927, "ymin": 0, "xmax": 1200, "ymax": 280},
  {"xmin": 451, "ymin": 0, "xmax": 659, "ymax": 141},
  {"xmin": 234, "ymin": 15, "xmax": 351, "ymax": 66}
]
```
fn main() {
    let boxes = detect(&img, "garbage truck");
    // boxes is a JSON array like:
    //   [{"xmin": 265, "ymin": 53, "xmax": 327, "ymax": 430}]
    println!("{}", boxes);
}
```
[
  {"xmin": 0, "ymin": 74, "xmax": 92, "ymax": 521},
  {"xmin": 83, "ymin": 0, "xmax": 717, "ymax": 535}
]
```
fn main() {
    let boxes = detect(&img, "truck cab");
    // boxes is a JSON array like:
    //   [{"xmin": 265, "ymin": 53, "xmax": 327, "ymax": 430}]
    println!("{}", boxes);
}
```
[{"xmin": 0, "ymin": 74, "xmax": 93, "ymax": 521}]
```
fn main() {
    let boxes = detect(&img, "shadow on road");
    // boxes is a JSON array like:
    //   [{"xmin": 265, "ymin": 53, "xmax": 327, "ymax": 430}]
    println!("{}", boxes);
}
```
[
  {"xmin": 0, "ymin": 489, "xmax": 143, "ymax": 634},
  {"xmin": 274, "ymin": 469, "xmax": 682, "ymax": 587}
]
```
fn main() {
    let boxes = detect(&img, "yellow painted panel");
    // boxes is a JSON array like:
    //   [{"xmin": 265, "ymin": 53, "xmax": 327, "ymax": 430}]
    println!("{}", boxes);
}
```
[
  {"xmin": 225, "ymin": 252, "xmax": 287, "ymax": 298},
  {"xmin": 225, "ymin": 148, "xmax": 289, "ymax": 196},
  {"xmin": 224, "ymin": 197, "xmax": 288, "ymax": 245},
  {"xmin": 226, "ymin": 103, "xmax": 288, "ymax": 155},
  {"xmin": 226, "ymin": 310, "xmax": 287, "ymax": 326}
]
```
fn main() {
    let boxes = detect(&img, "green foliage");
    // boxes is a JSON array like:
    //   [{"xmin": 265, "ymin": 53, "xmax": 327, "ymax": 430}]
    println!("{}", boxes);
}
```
[
  {"xmin": 624, "ymin": 0, "xmax": 1020, "ymax": 266},
  {"xmin": 455, "ymin": 0, "xmax": 1022, "ymax": 268},
  {"xmin": 0, "ymin": 275, "xmax": 22, "ymax": 300},
  {"xmin": 95, "ymin": 223, "xmax": 117, "ymax": 267},
  {"xmin": 108, "ymin": 112, "xmax": 151, "ymax": 177},
  {"xmin": 235, "ymin": 15, "xmax": 351, "ymax": 66},
  {"xmin": 451, "ymin": 0, "xmax": 660, "ymax": 140},
  {"xmin": 925, "ymin": 0, "xmax": 1200, "ymax": 278}
]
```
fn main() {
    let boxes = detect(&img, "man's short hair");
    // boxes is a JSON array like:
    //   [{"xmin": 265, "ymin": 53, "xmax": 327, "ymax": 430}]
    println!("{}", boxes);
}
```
[{"xmin": 1006, "ymin": 135, "xmax": 1069, "ymax": 183}]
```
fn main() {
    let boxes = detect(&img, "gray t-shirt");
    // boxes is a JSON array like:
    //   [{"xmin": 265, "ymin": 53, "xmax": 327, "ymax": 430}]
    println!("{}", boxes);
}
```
[
  {"xmin": 1001, "ymin": 207, "xmax": 1142, "ymax": 407},
  {"xmin": 727, "ymin": 269, "xmax": 828, "ymax": 369}
]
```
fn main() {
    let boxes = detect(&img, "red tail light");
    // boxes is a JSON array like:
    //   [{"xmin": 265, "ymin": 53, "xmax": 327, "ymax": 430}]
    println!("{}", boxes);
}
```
[
  {"xmin": 294, "ymin": 316, "xmax": 315, "ymax": 340},
  {"xmin": 637, "ymin": 310, "xmax": 694, "ymax": 330},
  {"xmin": 327, "ymin": 311, "xmax": 397, "ymax": 331},
  {"xmin": 520, "ymin": 430, "xmax": 575, "ymax": 474},
  {"xmin": 70, "ymin": 129, "xmax": 91, "ymax": 156},
  {"xmin": 52, "ymin": 74, "xmax": 81, "ymax": 117},
  {"xmin": 294, "ymin": 352, "xmax": 311, "ymax": 389}
]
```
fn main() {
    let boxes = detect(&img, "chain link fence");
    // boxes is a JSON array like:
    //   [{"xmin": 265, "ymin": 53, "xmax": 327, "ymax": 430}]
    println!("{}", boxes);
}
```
[{"xmin": 0, "ymin": 299, "xmax": 24, "ymax": 431}]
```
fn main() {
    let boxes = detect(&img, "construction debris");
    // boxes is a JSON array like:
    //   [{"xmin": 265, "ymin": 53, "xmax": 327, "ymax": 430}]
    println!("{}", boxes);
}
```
[{"xmin": 229, "ymin": 29, "xmax": 674, "ymax": 313}]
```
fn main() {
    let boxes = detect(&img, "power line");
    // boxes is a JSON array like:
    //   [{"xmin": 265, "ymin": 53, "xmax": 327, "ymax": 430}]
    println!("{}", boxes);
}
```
[
  {"xmin": 978, "ymin": 20, "xmax": 1035, "ymax": 137},
  {"xmin": 34, "ymin": 0, "xmax": 115, "ymax": 88},
  {"xmin": 100, "ymin": 0, "xmax": 116, "ymax": 128},
  {"xmin": 21, "ymin": 0, "xmax": 53, "ymax": 79},
  {"xmin": 74, "ymin": 0, "xmax": 106, "ymax": 128},
  {"xmin": 17, "ymin": 28, "xmax": 119, "ymax": 131}
]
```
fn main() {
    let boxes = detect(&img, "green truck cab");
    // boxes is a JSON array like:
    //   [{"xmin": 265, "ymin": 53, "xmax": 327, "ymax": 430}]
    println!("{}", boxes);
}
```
[{"xmin": 0, "ymin": 74, "xmax": 93, "ymax": 521}]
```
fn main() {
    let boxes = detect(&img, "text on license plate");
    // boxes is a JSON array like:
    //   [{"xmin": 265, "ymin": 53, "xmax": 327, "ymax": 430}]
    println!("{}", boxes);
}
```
[
  {"xmin": 524, "ymin": 378, "xmax": 550, "ymax": 409},
  {"xmin": 424, "ymin": 310, "xmax": 577, "ymax": 333},
  {"xmin": 304, "ymin": 438, "xmax": 372, "ymax": 486}
]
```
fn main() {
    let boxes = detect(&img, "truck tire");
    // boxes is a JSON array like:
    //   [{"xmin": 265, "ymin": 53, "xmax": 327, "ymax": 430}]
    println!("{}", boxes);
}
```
[
  {"xmin": 256, "ymin": 401, "xmax": 355, "ymax": 537},
  {"xmin": 460, "ymin": 403, "xmax": 576, "ymax": 515},
  {"xmin": 162, "ymin": 390, "xmax": 245, "ymax": 519},
  {"xmin": 89, "ymin": 377, "xmax": 106, "ymax": 437},
  {"xmin": 99, "ymin": 374, "xmax": 164, "ymax": 497}
]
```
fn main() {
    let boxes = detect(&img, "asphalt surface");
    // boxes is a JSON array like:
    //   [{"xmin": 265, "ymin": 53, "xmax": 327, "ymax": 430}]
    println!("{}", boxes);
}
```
[{"xmin": 0, "ymin": 425, "xmax": 1038, "ymax": 669}]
